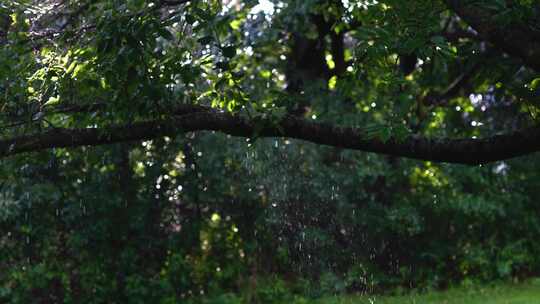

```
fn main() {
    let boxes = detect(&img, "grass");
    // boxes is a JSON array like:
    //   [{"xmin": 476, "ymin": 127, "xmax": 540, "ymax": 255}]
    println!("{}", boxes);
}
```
[{"xmin": 317, "ymin": 279, "xmax": 540, "ymax": 304}]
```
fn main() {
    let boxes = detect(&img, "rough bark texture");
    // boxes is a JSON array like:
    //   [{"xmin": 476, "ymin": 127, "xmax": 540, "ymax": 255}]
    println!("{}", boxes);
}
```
[{"xmin": 1, "ymin": 105, "xmax": 539, "ymax": 165}]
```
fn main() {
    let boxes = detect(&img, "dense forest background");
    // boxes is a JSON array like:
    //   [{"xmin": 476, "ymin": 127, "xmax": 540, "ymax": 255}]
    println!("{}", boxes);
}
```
[{"xmin": 1, "ymin": 0, "xmax": 540, "ymax": 303}]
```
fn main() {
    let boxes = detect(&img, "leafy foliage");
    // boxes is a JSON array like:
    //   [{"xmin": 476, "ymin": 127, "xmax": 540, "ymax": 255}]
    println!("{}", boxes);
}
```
[{"xmin": 1, "ymin": 0, "xmax": 540, "ymax": 303}]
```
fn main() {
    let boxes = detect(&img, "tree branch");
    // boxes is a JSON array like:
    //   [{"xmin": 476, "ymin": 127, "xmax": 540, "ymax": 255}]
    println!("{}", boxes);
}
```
[
  {"xmin": 1, "ymin": 105, "xmax": 539, "ymax": 165},
  {"xmin": 446, "ymin": 0, "xmax": 540, "ymax": 71},
  {"xmin": 423, "ymin": 60, "xmax": 483, "ymax": 107}
]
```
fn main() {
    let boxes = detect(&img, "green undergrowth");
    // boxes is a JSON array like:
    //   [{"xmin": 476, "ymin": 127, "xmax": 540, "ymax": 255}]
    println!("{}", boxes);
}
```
[
  {"xmin": 318, "ymin": 279, "xmax": 540, "ymax": 304},
  {"xmin": 198, "ymin": 278, "xmax": 540, "ymax": 304}
]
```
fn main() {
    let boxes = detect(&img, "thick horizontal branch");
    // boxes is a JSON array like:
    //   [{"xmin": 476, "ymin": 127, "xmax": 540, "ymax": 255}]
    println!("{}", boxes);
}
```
[
  {"xmin": 446, "ymin": 0, "xmax": 540, "ymax": 71},
  {"xmin": 0, "ymin": 105, "xmax": 539, "ymax": 165}
]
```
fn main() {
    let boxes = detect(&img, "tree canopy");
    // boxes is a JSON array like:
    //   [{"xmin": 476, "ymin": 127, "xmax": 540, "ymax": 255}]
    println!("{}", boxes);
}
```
[
  {"xmin": 1, "ymin": 0, "xmax": 539, "ymax": 164},
  {"xmin": 2, "ymin": 1, "xmax": 540, "ymax": 303}
]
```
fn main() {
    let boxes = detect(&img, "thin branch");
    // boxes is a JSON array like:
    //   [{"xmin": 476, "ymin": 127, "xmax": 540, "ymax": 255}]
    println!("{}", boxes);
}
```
[
  {"xmin": 423, "ymin": 60, "xmax": 483, "ymax": 107},
  {"xmin": 441, "ymin": 28, "xmax": 481, "ymax": 42},
  {"xmin": 446, "ymin": 0, "xmax": 540, "ymax": 71}
]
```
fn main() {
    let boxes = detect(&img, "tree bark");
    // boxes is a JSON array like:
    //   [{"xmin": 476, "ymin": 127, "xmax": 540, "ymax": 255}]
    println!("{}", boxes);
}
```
[{"xmin": 1, "ymin": 105, "xmax": 539, "ymax": 165}]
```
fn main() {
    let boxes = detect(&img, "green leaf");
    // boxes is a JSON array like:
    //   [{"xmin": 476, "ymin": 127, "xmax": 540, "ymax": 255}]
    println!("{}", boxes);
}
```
[
  {"xmin": 158, "ymin": 28, "xmax": 174, "ymax": 41},
  {"xmin": 215, "ymin": 78, "xmax": 229, "ymax": 89},
  {"xmin": 430, "ymin": 35, "xmax": 445, "ymax": 45},
  {"xmin": 198, "ymin": 36, "xmax": 214, "ymax": 45},
  {"xmin": 185, "ymin": 14, "xmax": 196, "ymax": 24},
  {"xmin": 530, "ymin": 78, "xmax": 540, "ymax": 90},
  {"xmin": 193, "ymin": 7, "xmax": 213, "ymax": 21},
  {"xmin": 44, "ymin": 96, "xmax": 60, "ymax": 106},
  {"xmin": 379, "ymin": 127, "xmax": 392, "ymax": 143},
  {"xmin": 231, "ymin": 71, "xmax": 245, "ymax": 80},
  {"xmin": 216, "ymin": 61, "xmax": 230, "ymax": 70},
  {"xmin": 65, "ymin": 60, "xmax": 78, "ymax": 75},
  {"xmin": 221, "ymin": 46, "xmax": 237, "ymax": 58}
]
